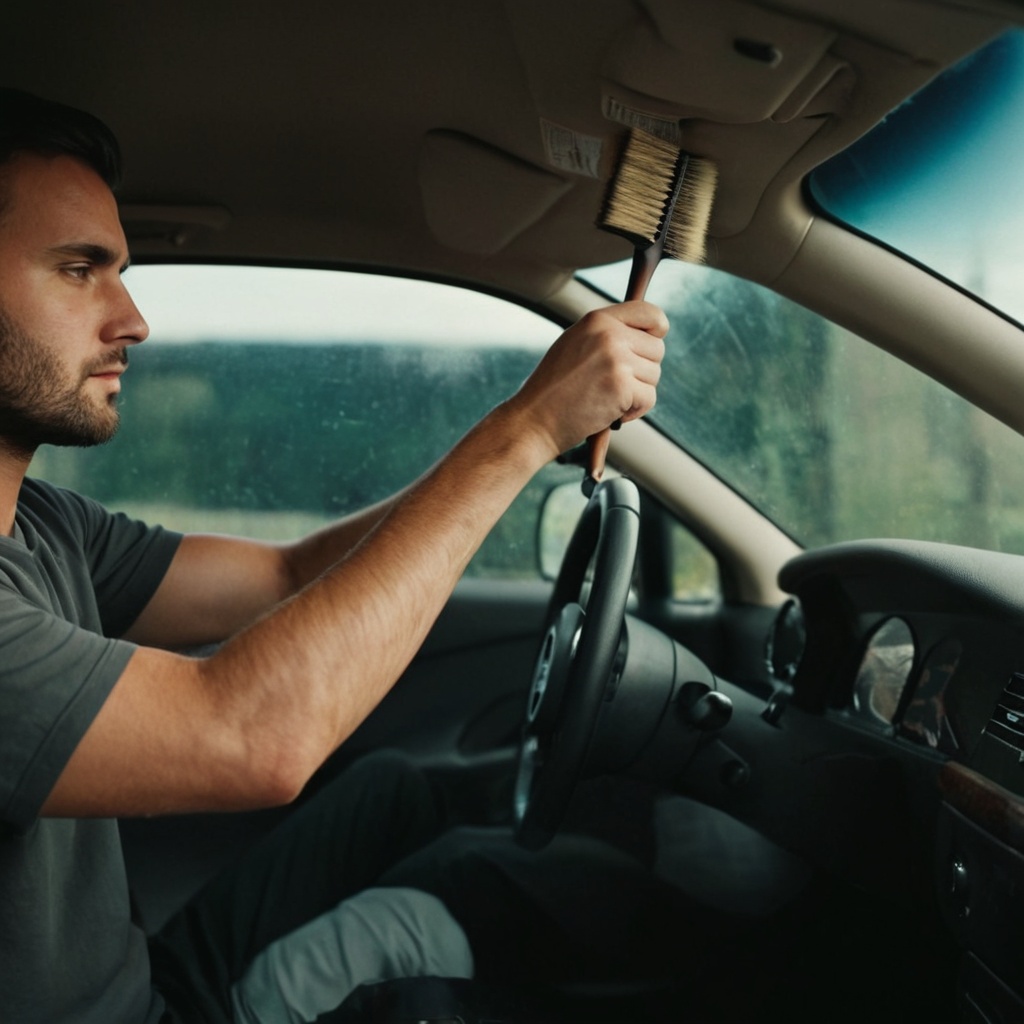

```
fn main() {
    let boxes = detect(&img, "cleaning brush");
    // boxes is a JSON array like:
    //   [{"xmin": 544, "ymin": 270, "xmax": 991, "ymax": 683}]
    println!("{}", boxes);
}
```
[{"xmin": 583, "ymin": 128, "xmax": 718, "ymax": 495}]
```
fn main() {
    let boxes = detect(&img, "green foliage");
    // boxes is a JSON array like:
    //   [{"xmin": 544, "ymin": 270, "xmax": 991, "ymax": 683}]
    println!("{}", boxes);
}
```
[
  {"xmin": 31, "ymin": 341, "xmax": 578, "ymax": 578},
  {"xmin": 36, "ymin": 260, "xmax": 1023, "ymax": 582},
  {"xmin": 651, "ymin": 269, "xmax": 834, "ymax": 544},
  {"xmin": 647, "ymin": 263, "xmax": 1024, "ymax": 553}
]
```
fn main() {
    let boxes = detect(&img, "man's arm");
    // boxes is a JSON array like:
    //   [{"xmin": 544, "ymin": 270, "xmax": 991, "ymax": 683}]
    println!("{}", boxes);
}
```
[
  {"xmin": 122, "ymin": 492, "xmax": 405, "ymax": 650},
  {"xmin": 42, "ymin": 302, "xmax": 667, "ymax": 818}
]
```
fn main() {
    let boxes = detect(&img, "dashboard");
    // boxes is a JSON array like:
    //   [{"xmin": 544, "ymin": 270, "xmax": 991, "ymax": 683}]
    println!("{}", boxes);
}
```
[
  {"xmin": 772, "ymin": 539, "xmax": 1024, "ymax": 1019},
  {"xmin": 776, "ymin": 539, "xmax": 1024, "ymax": 798}
]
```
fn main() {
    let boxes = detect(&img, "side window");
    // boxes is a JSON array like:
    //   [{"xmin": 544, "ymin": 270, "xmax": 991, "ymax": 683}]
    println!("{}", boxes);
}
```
[
  {"xmin": 29, "ymin": 266, "xmax": 580, "ymax": 580},
  {"xmin": 668, "ymin": 521, "xmax": 719, "ymax": 602}
]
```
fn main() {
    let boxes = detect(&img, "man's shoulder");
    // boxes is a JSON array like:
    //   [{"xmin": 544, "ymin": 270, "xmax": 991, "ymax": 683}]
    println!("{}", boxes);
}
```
[
  {"xmin": 21, "ymin": 476, "xmax": 94, "ymax": 509},
  {"xmin": 19, "ymin": 478, "xmax": 108, "ymax": 531}
]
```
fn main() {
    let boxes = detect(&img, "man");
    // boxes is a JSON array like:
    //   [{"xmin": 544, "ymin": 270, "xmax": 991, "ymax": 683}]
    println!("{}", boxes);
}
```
[{"xmin": 0, "ymin": 88, "xmax": 667, "ymax": 1023}]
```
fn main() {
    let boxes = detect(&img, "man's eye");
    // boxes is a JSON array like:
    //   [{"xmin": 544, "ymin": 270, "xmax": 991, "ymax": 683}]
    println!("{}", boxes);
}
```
[{"xmin": 65, "ymin": 265, "xmax": 93, "ymax": 280}]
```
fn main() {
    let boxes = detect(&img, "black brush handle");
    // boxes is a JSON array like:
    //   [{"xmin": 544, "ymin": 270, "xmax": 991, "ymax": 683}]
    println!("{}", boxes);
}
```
[{"xmin": 623, "ymin": 239, "xmax": 663, "ymax": 303}]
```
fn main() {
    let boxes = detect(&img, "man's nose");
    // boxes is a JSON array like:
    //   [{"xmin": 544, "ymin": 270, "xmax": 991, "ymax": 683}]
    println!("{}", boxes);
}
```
[{"xmin": 104, "ymin": 279, "xmax": 150, "ymax": 345}]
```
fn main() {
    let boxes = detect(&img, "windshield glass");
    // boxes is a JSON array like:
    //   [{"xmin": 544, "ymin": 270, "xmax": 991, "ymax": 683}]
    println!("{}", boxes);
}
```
[
  {"xmin": 582, "ymin": 259, "xmax": 1024, "ymax": 554},
  {"xmin": 808, "ymin": 29, "xmax": 1024, "ymax": 326},
  {"xmin": 580, "ymin": 32, "xmax": 1024, "ymax": 554}
]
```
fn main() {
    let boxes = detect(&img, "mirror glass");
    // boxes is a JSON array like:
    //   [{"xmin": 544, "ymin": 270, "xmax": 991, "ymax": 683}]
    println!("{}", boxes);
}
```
[
  {"xmin": 538, "ymin": 481, "xmax": 589, "ymax": 579},
  {"xmin": 851, "ymin": 618, "xmax": 916, "ymax": 726}
]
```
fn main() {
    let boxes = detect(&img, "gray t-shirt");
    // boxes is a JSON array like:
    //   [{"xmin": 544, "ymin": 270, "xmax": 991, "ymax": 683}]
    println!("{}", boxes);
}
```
[{"xmin": 0, "ymin": 478, "xmax": 182, "ymax": 1023}]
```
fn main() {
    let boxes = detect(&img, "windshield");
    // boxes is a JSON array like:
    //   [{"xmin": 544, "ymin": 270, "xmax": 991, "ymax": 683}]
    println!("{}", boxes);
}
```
[
  {"xmin": 583, "ymin": 259, "xmax": 1024, "ymax": 554},
  {"xmin": 808, "ymin": 29, "xmax": 1024, "ymax": 326},
  {"xmin": 580, "ymin": 32, "xmax": 1024, "ymax": 554}
]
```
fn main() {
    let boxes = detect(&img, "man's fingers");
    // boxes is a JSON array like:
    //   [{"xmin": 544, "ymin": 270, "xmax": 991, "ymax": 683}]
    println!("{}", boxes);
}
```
[
  {"xmin": 574, "ymin": 303, "xmax": 666, "ymax": 426},
  {"xmin": 511, "ymin": 300, "xmax": 669, "ymax": 456},
  {"xmin": 618, "ymin": 379, "xmax": 659, "ymax": 424},
  {"xmin": 602, "ymin": 299, "xmax": 671, "ymax": 338},
  {"xmin": 630, "ymin": 335, "xmax": 665, "ymax": 385}
]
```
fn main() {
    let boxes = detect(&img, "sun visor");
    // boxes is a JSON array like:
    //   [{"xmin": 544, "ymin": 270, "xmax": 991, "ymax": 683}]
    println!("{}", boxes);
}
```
[
  {"xmin": 418, "ymin": 130, "xmax": 573, "ymax": 255},
  {"xmin": 119, "ymin": 205, "xmax": 232, "ymax": 248},
  {"xmin": 602, "ymin": 0, "xmax": 840, "ymax": 124}
]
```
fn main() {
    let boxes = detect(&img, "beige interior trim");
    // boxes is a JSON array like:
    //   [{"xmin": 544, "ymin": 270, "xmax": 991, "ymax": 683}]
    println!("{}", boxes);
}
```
[{"xmin": 777, "ymin": 216, "xmax": 1024, "ymax": 436}]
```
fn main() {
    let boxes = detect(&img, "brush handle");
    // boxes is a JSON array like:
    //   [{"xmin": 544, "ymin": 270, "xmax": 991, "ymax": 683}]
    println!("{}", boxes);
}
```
[
  {"xmin": 624, "ymin": 240, "xmax": 663, "ymax": 303},
  {"xmin": 583, "ymin": 242, "xmax": 663, "ymax": 493}
]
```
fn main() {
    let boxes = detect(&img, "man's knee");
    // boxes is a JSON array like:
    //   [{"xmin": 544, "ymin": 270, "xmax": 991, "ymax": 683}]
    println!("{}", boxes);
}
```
[
  {"xmin": 230, "ymin": 887, "xmax": 472, "ymax": 1024},
  {"xmin": 344, "ymin": 887, "xmax": 474, "ymax": 978}
]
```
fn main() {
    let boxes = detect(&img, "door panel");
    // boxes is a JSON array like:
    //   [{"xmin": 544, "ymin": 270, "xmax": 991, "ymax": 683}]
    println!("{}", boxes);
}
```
[{"xmin": 343, "ymin": 578, "xmax": 551, "ymax": 763}]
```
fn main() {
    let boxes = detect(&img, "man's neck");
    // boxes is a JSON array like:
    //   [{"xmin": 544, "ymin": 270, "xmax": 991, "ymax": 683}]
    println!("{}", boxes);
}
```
[{"xmin": 0, "ymin": 444, "xmax": 33, "ymax": 537}]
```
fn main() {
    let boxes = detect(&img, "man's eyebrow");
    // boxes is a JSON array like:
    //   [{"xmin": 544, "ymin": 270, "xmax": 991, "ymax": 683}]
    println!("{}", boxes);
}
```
[{"xmin": 47, "ymin": 242, "xmax": 132, "ymax": 273}]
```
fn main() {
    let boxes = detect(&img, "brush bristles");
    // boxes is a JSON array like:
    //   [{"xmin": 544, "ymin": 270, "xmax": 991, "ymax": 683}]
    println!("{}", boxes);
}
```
[
  {"xmin": 598, "ymin": 130, "xmax": 685, "ymax": 247},
  {"xmin": 662, "ymin": 155, "xmax": 718, "ymax": 264}
]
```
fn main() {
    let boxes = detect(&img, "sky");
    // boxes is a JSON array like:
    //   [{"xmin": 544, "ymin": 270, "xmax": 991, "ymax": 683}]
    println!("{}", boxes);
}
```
[
  {"xmin": 809, "ymin": 29, "xmax": 1024, "ymax": 325},
  {"xmin": 124, "ymin": 264, "xmax": 559, "ymax": 348}
]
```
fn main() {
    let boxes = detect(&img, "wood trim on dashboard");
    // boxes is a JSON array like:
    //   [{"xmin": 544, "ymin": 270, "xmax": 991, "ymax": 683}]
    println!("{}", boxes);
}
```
[{"xmin": 939, "ymin": 761, "xmax": 1024, "ymax": 854}]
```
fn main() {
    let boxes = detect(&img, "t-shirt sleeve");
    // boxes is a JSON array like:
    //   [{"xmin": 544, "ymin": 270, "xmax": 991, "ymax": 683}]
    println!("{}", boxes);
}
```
[
  {"xmin": 41, "ymin": 485, "xmax": 183, "ymax": 639},
  {"xmin": 0, "ymin": 597, "xmax": 137, "ymax": 829},
  {"xmin": 0, "ymin": 481, "xmax": 185, "ymax": 827}
]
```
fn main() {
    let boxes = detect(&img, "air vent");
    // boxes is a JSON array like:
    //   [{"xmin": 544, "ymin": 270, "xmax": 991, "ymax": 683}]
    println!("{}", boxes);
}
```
[{"xmin": 984, "ymin": 673, "xmax": 1024, "ymax": 753}]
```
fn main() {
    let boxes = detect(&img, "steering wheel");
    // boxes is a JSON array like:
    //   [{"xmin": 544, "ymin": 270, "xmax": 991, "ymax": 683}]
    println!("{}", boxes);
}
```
[{"xmin": 513, "ymin": 477, "xmax": 640, "ymax": 850}]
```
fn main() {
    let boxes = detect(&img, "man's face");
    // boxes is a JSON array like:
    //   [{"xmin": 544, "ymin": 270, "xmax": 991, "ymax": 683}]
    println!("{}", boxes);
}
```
[{"xmin": 0, "ymin": 152, "xmax": 148, "ymax": 455}]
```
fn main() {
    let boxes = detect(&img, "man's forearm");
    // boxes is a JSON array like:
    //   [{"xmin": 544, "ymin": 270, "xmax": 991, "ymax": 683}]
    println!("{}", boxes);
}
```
[
  {"xmin": 279, "ymin": 490, "xmax": 409, "ymax": 595},
  {"xmin": 200, "ymin": 399, "xmax": 554, "ymax": 798}
]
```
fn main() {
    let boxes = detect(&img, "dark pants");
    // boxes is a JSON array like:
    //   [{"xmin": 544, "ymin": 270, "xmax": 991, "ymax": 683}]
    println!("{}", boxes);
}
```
[
  {"xmin": 149, "ymin": 754, "xmax": 774, "ymax": 1023},
  {"xmin": 149, "ymin": 751, "xmax": 443, "ymax": 1023},
  {"xmin": 379, "ymin": 825, "xmax": 740, "ymax": 989}
]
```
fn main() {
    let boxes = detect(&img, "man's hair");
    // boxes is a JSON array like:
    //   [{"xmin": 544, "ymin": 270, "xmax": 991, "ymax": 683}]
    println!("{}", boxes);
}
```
[{"xmin": 0, "ymin": 87, "xmax": 121, "ymax": 192}]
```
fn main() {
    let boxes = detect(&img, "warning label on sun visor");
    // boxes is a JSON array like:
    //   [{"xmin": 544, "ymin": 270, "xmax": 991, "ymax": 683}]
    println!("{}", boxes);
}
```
[
  {"xmin": 601, "ymin": 96, "xmax": 681, "ymax": 144},
  {"xmin": 540, "ymin": 119, "xmax": 603, "ymax": 178}
]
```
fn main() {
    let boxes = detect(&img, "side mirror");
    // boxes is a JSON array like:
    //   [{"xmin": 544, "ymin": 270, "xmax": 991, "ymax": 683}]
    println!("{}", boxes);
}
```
[{"xmin": 536, "ymin": 480, "xmax": 589, "ymax": 579}]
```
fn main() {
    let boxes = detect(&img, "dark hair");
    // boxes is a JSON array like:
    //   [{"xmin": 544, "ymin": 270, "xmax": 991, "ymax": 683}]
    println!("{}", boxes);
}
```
[{"xmin": 0, "ymin": 87, "xmax": 121, "ymax": 191}]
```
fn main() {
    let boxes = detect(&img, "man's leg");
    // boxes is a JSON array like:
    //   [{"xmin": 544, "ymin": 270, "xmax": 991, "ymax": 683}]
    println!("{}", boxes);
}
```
[
  {"xmin": 149, "ymin": 750, "xmax": 459, "ymax": 1022},
  {"xmin": 229, "ymin": 887, "xmax": 472, "ymax": 1024},
  {"xmin": 378, "ymin": 825, "xmax": 729, "ymax": 987}
]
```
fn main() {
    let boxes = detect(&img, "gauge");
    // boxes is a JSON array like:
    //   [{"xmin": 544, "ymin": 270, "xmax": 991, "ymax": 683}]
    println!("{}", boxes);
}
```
[
  {"xmin": 852, "ymin": 617, "xmax": 915, "ymax": 726},
  {"xmin": 900, "ymin": 638, "xmax": 962, "ymax": 753}
]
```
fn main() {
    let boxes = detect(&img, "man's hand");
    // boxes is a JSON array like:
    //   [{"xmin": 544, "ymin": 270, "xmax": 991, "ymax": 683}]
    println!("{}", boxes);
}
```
[{"xmin": 509, "ymin": 300, "xmax": 669, "ymax": 461}]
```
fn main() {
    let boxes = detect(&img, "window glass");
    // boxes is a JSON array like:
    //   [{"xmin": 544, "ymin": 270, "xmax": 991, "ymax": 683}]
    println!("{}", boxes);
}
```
[
  {"xmin": 669, "ymin": 522, "xmax": 719, "ymax": 602},
  {"xmin": 29, "ymin": 266, "xmax": 580, "ymax": 579},
  {"xmin": 808, "ymin": 30, "xmax": 1024, "ymax": 326},
  {"xmin": 581, "ymin": 259, "xmax": 1024, "ymax": 553},
  {"xmin": 851, "ymin": 618, "xmax": 915, "ymax": 728}
]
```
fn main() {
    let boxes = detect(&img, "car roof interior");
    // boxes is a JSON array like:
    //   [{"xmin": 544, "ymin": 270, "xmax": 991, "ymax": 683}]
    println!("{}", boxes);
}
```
[{"xmin": 5, "ymin": 0, "xmax": 1019, "ymax": 298}]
